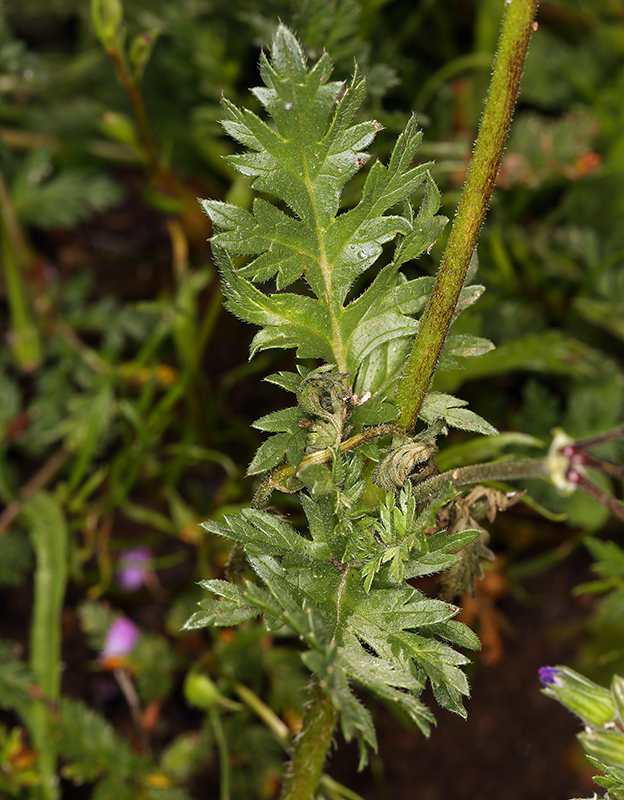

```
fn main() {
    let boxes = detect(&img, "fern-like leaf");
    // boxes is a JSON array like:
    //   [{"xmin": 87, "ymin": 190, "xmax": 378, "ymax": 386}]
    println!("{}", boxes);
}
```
[
  {"xmin": 187, "ymin": 485, "xmax": 480, "ymax": 746},
  {"xmin": 201, "ymin": 24, "xmax": 448, "ymax": 384}
]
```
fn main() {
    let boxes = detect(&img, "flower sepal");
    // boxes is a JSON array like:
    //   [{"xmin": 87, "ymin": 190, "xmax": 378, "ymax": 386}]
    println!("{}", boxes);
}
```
[{"xmin": 579, "ymin": 728, "xmax": 624, "ymax": 769}]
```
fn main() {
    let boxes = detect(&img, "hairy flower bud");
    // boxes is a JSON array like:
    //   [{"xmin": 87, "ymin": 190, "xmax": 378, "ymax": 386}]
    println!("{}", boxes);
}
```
[
  {"xmin": 546, "ymin": 428, "xmax": 578, "ymax": 495},
  {"xmin": 539, "ymin": 665, "xmax": 615, "ymax": 727},
  {"xmin": 184, "ymin": 672, "xmax": 241, "ymax": 711},
  {"xmin": 611, "ymin": 674, "xmax": 624, "ymax": 726},
  {"xmin": 579, "ymin": 727, "xmax": 624, "ymax": 769},
  {"xmin": 373, "ymin": 440, "xmax": 437, "ymax": 492},
  {"xmin": 296, "ymin": 365, "xmax": 353, "ymax": 453},
  {"xmin": 91, "ymin": 0, "xmax": 124, "ymax": 48},
  {"xmin": 372, "ymin": 418, "xmax": 444, "ymax": 492}
]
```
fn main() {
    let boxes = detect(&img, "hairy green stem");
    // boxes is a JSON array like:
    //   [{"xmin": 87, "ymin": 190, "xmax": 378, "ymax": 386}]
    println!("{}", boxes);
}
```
[
  {"xmin": 411, "ymin": 457, "xmax": 549, "ymax": 503},
  {"xmin": 279, "ymin": 677, "xmax": 339, "ymax": 800},
  {"xmin": 253, "ymin": 424, "xmax": 407, "ymax": 507},
  {"xmin": 396, "ymin": 0, "xmax": 539, "ymax": 431},
  {"xmin": 272, "ymin": 7, "xmax": 540, "ymax": 797},
  {"xmin": 24, "ymin": 493, "xmax": 68, "ymax": 800}
]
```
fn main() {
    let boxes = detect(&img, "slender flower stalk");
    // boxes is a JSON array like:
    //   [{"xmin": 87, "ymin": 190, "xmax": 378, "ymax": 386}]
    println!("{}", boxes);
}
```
[
  {"xmin": 396, "ymin": 0, "xmax": 540, "ymax": 432},
  {"xmin": 566, "ymin": 470, "xmax": 624, "ymax": 523},
  {"xmin": 410, "ymin": 458, "xmax": 550, "ymax": 503}
]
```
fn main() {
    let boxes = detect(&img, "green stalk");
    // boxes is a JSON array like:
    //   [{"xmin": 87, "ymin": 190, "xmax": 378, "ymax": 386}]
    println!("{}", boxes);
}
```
[
  {"xmin": 396, "ymin": 0, "xmax": 539, "ymax": 431},
  {"xmin": 0, "ymin": 172, "xmax": 41, "ymax": 371},
  {"xmin": 22, "ymin": 493, "xmax": 68, "ymax": 800},
  {"xmin": 411, "ymin": 457, "xmax": 549, "ymax": 503},
  {"xmin": 279, "ymin": 677, "xmax": 339, "ymax": 800},
  {"xmin": 209, "ymin": 706, "xmax": 231, "ymax": 800}
]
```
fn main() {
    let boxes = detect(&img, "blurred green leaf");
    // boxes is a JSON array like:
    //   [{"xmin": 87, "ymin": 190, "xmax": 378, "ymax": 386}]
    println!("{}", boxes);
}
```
[{"xmin": 434, "ymin": 331, "xmax": 622, "ymax": 393}]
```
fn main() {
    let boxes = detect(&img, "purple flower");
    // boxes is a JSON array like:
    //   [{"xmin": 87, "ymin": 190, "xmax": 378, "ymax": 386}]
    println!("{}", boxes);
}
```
[
  {"xmin": 538, "ymin": 666, "xmax": 562, "ymax": 687},
  {"xmin": 116, "ymin": 546, "xmax": 151, "ymax": 591},
  {"xmin": 101, "ymin": 617, "xmax": 140, "ymax": 662}
]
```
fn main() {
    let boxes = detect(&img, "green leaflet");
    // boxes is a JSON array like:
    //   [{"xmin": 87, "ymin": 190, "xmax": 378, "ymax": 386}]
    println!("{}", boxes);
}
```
[
  {"xmin": 189, "ymin": 482, "xmax": 480, "ymax": 747},
  {"xmin": 360, "ymin": 483, "xmax": 480, "ymax": 590},
  {"xmin": 201, "ymin": 24, "xmax": 449, "ymax": 380},
  {"xmin": 421, "ymin": 392, "xmax": 499, "ymax": 436}
]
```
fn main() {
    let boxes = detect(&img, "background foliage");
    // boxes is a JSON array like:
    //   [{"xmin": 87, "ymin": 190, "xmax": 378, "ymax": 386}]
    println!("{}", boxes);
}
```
[{"xmin": 0, "ymin": 0, "xmax": 623, "ymax": 798}]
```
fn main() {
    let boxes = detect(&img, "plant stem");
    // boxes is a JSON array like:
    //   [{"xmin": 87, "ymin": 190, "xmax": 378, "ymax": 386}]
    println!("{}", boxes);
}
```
[
  {"xmin": 568, "ymin": 472, "xmax": 624, "ymax": 523},
  {"xmin": 396, "ymin": 0, "xmax": 539, "ymax": 432},
  {"xmin": 209, "ymin": 706, "xmax": 231, "ymax": 800},
  {"xmin": 231, "ymin": 681, "xmax": 292, "ymax": 753},
  {"xmin": 0, "ymin": 172, "xmax": 41, "ymax": 371},
  {"xmin": 279, "ymin": 677, "xmax": 339, "ymax": 800},
  {"xmin": 105, "ymin": 48, "xmax": 160, "ymax": 178},
  {"xmin": 103, "ymin": 45, "xmax": 191, "ymax": 203},
  {"xmin": 411, "ymin": 457, "xmax": 549, "ymax": 503},
  {"xmin": 574, "ymin": 426, "xmax": 624, "ymax": 451},
  {"xmin": 254, "ymin": 424, "xmax": 407, "ymax": 506},
  {"xmin": 23, "ymin": 493, "xmax": 68, "ymax": 800}
]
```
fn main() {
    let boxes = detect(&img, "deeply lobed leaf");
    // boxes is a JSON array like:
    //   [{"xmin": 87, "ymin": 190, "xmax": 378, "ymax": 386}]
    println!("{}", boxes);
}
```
[
  {"xmin": 200, "ymin": 24, "xmax": 451, "ymax": 386},
  {"xmin": 191, "ymin": 483, "xmax": 480, "ymax": 743}
]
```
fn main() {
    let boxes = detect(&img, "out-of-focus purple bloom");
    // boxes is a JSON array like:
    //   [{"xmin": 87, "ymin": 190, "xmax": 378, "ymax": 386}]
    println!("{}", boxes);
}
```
[
  {"xmin": 116, "ymin": 546, "xmax": 151, "ymax": 591},
  {"xmin": 538, "ymin": 666, "xmax": 562, "ymax": 687},
  {"xmin": 100, "ymin": 617, "xmax": 140, "ymax": 662}
]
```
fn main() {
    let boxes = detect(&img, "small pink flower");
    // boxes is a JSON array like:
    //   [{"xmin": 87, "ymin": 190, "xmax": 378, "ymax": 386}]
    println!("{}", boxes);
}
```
[
  {"xmin": 101, "ymin": 617, "xmax": 140, "ymax": 661},
  {"xmin": 116, "ymin": 546, "xmax": 151, "ymax": 591}
]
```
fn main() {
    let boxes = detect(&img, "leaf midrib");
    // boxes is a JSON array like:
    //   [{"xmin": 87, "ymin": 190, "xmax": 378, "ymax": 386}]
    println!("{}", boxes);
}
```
[{"xmin": 288, "ymin": 75, "xmax": 346, "ymax": 371}]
